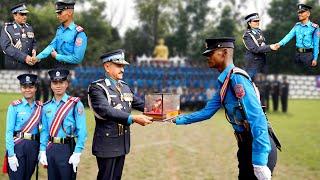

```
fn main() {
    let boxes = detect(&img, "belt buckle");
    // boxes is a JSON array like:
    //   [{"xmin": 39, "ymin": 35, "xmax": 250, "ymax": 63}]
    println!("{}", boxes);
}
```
[
  {"xmin": 24, "ymin": 133, "xmax": 32, "ymax": 140},
  {"xmin": 53, "ymin": 137, "xmax": 61, "ymax": 144}
]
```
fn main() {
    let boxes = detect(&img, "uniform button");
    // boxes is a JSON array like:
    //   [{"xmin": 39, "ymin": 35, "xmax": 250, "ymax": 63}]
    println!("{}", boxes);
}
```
[
  {"xmin": 106, "ymin": 133, "xmax": 109, "ymax": 137},
  {"xmin": 123, "ymin": 107, "xmax": 126, "ymax": 109},
  {"xmin": 28, "ymin": 48, "xmax": 30, "ymax": 50},
  {"xmin": 125, "ymin": 130, "xmax": 128, "ymax": 133}
]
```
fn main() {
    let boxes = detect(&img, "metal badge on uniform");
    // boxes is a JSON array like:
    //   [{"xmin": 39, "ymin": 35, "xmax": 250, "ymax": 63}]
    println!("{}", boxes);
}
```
[
  {"xmin": 123, "ymin": 93, "xmax": 133, "ymax": 102},
  {"xmin": 22, "ymin": 33, "xmax": 27, "ymax": 38},
  {"xmin": 234, "ymin": 84, "xmax": 246, "ymax": 99},
  {"xmin": 27, "ymin": 32, "xmax": 34, "ymax": 38},
  {"xmin": 56, "ymin": 71, "xmax": 60, "ymax": 77},
  {"xmin": 75, "ymin": 38, "xmax": 83, "ymax": 46},
  {"xmin": 26, "ymin": 76, "xmax": 30, "ymax": 82}
]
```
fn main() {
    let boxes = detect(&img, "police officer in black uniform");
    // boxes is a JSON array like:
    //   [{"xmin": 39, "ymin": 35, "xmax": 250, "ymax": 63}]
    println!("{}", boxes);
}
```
[
  {"xmin": 280, "ymin": 76, "xmax": 289, "ymax": 113},
  {"xmin": 271, "ymin": 75, "xmax": 280, "ymax": 112},
  {"xmin": 88, "ymin": 49, "xmax": 153, "ymax": 180},
  {"xmin": 242, "ymin": 13, "xmax": 278, "ymax": 80},
  {"xmin": 0, "ymin": 3, "xmax": 37, "ymax": 69}
]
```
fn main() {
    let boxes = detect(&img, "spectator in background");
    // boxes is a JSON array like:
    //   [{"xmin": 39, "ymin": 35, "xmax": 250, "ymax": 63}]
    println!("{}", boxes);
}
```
[
  {"xmin": 280, "ymin": 76, "xmax": 289, "ymax": 113},
  {"xmin": 271, "ymin": 75, "xmax": 280, "ymax": 112}
]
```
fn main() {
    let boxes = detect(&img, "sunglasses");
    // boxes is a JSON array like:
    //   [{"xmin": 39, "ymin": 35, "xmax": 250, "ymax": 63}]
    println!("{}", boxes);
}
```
[
  {"xmin": 18, "ymin": 13, "xmax": 27, "ymax": 16},
  {"xmin": 252, "ymin": 20, "xmax": 260, "ymax": 23}
]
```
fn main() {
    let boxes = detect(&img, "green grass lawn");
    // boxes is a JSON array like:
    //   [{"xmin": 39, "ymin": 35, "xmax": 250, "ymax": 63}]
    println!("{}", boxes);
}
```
[{"xmin": 0, "ymin": 93, "xmax": 319, "ymax": 180}]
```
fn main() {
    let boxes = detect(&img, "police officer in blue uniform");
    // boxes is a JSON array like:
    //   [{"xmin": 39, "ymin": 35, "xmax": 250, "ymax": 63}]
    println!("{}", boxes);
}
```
[
  {"xmin": 5, "ymin": 73, "xmax": 41, "ymax": 179},
  {"xmin": 173, "ymin": 38, "xmax": 280, "ymax": 180},
  {"xmin": 38, "ymin": 69, "xmax": 87, "ymax": 180},
  {"xmin": 88, "ymin": 49, "xmax": 153, "ymax": 180},
  {"xmin": 277, "ymin": 4, "xmax": 319, "ymax": 68},
  {"xmin": 242, "ymin": 13, "xmax": 278, "ymax": 79},
  {"xmin": 0, "ymin": 3, "xmax": 37, "ymax": 69},
  {"xmin": 35, "ymin": 0, "xmax": 87, "ymax": 69}
]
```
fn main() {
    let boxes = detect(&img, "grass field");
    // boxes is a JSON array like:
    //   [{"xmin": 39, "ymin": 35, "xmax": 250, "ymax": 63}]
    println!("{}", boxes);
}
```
[{"xmin": 0, "ymin": 93, "xmax": 319, "ymax": 180}]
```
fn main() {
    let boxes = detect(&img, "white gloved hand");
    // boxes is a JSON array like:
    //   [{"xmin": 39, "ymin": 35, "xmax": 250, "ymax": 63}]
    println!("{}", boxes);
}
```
[
  {"xmin": 8, "ymin": 155, "xmax": 19, "ymax": 172},
  {"xmin": 68, "ymin": 153, "xmax": 81, "ymax": 172},
  {"xmin": 38, "ymin": 151, "xmax": 48, "ymax": 166},
  {"xmin": 253, "ymin": 165, "xmax": 272, "ymax": 180}
]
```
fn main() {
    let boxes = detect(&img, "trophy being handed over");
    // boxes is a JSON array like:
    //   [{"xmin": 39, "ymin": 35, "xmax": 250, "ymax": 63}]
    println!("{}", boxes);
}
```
[{"xmin": 143, "ymin": 93, "xmax": 180, "ymax": 122}]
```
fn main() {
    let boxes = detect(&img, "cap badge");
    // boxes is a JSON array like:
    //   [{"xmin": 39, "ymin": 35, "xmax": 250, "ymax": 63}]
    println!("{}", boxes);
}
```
[
  {"xmin": 26, "ymin": 76, "xmax": 30, "ymax": 82},
  {"xmin": 56, "ymin": 71, "xmax": 60, "ymax": 77}
]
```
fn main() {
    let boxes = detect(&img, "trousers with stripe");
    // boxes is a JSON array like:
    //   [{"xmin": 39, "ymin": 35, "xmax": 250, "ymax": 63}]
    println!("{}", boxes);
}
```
[
  {"xmin": 47, "ymin": 144, "xmax": 73, "ymax": 180},
  {"xmin": 8, "ymin": 140, "xmax": 39, "ymax": 180}
]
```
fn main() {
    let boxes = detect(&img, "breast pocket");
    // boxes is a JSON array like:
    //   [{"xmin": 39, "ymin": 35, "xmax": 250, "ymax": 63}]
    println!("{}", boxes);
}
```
[{"xmin": 62, "ymin": 40, "xmax": 74, "ymax": 53}]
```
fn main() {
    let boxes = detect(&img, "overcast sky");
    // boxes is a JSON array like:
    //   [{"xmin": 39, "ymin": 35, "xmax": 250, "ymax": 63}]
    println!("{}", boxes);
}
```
[{"xmin": 103, "ymin": 0, "xmax": 306, "ymax": 36}]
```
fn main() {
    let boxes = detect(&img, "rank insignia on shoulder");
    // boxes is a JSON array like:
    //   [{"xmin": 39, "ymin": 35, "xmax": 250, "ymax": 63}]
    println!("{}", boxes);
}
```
[
  {"xmin": 11, "ymin": 99, "xmax": 22, "ymax": 106},
  {"xmin": 234, "ymin": 84, "xmax": 246, "ymax": 99},
  {"xmin": 312, "ymin": 23, "xmax": 319, "ymax": 28},
  {"xmin": 76, "ymin": 25, "xmax": 84, "ymax": 32}
]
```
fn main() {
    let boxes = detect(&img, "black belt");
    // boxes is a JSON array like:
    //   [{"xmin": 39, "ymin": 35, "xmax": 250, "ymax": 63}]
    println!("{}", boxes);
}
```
[
  {"xmin": 296, "ymin": 48, "xmax": 313, "ymax": 53},
  {"xmin": 49, "ymin": 136, "xmax": 74, "ymax": 144},
  {"xmin": 14, "ymin": 132, "xmax": 39, "ymax": 141}
]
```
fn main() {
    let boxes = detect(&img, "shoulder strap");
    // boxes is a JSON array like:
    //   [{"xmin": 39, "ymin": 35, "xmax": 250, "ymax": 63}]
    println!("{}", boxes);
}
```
[
  {"xmin": 248, "ymin": 32, "xmax": 260, "ymax": 47},
  {"xmin": 49, "ymin": 97, "xmax": 79, "ymax": 137},
  {"xmin": 11, "ymin": 99, "xmax": 22, "ymax": 106}
]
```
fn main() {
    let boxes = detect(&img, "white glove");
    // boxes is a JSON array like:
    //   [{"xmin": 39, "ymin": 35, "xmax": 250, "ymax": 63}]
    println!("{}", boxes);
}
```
[
  {"xmin": 8, "ymin": 155, "xmax": 19, "ymax": 172},
  {"xmin": 68, "ymin": 153, "xmax": 81, "ymax": 172},
  {"xmin": 38, "ymin": 151, "xmax": 48, "ymax": 166},
  {"xmin": 253, "ymin": 165, "xmax": 272, "ymax": 180}
]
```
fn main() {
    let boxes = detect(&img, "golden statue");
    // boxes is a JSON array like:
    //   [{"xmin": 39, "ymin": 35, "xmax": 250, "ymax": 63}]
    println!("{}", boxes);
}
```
[{"xmin": 153, "ymin": 38, "xmax": 169, "ymax": 60}]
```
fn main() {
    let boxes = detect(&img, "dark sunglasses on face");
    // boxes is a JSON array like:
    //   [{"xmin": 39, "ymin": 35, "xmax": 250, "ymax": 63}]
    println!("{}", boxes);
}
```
[
  {"xmin": 252, "ymin": 20, "xmax": 260, "ymax": 23},
  {"xmin": 19, "ymin": 13, "xmax": 27, "ymax": 16}
]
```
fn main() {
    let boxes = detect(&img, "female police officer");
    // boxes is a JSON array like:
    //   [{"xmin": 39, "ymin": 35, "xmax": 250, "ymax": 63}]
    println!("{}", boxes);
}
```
[
  {"xmin": 242, "ymin": 13, "xmax": 278, "ymax": 80},
  {"xmin": 5, "ymin": 74, "xmax": 42, "ymax": 179}
]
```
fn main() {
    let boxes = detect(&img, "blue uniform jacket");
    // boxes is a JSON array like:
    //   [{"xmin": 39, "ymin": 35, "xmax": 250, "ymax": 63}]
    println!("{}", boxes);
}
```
[
  {"xmin": 0, "ymin": 22, "xmax": 36, "ymax": 62},
  {"xmin": 279, "ymin": 21, "xmax": 319, "ymax": 61},
  {"xmin": 36, "ymin": 22, "xmax": 87, "ymax": 64},
  {"xmin": 40, "ymin": 94, "xmax": 87, "ymax": 153},
  {"xmin": 176, "ymin": 64, "xmax": 271, "ymax": 165},
  {"xmin": 6, "ymin": 98, "xmax": 39, "ymax": 157}
]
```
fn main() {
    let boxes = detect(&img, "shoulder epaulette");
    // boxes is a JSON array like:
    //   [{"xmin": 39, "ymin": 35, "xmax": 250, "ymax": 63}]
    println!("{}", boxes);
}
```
[
  {"xmin": 4, "ymin": 22, "xmax": 13, "ymax": 26},
  {"xmin": 11, "ymin": 99, "xmax": 22, "ymax": 106},
  {"xmin": 76, "ymin": 25, "xmax": 84, "ymax": 32},
  {"xmin": 312, "ymin": 23, "xmax": 319, "ymax": 28},
  {"xmin": 91, "ymin": 79, "xmax": 104, "ymax": 84}
]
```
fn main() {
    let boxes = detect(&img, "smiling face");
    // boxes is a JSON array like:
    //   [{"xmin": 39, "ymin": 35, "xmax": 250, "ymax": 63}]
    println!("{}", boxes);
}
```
[
  {"xmin": 13, "ymin": 13, "xmax": 28, "ymax": 25},
  {"xmin": 20, "ymin": 85, "xmax": 36, "ymax": 99}
]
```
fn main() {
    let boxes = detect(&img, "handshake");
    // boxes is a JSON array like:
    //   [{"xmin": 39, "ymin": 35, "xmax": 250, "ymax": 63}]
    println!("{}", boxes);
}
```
[
  {"xmin": 25, "ymin": 49, "xmax": 38, "ymax": 66},
  {"xmin": 270, "ymin": 43, "xmax": 281, "ymax": 51}
]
